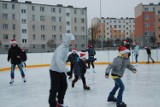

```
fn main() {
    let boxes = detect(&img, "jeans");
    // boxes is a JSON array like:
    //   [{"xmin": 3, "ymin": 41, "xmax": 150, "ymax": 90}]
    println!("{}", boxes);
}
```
[
  {"xmin": 135, "ymin": 54, "xmax": 138, "ymax": 63},
  {"xmin": 108, "ymin": 78, "xmax": 125, "ymax": 104},
  {"xmin": 10, "ymin": 63, "xmax": 25, "ymax": 79}
]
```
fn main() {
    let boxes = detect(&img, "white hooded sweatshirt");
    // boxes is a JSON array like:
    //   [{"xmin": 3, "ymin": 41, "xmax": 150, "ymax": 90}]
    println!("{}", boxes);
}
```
[{"xmin": 50, "ymin": 33, "xmax": 75, "ymax": 73}]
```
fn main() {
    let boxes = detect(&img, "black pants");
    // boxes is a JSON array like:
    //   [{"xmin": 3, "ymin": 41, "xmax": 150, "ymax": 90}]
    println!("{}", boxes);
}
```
[
  {"xmin": 69, "ymin": 63, "xmax": 75, "ymax": 77},
  {"xmin": 49, "ymin": 70, "xmax": 67, "ymax": 107},
  {"xmin": 72, "ymin": 74, "xmax": 86, "ymax": 86},
  {"xmin": 88, "ymin": 61, "xmax": 94, "ymax": 68}
]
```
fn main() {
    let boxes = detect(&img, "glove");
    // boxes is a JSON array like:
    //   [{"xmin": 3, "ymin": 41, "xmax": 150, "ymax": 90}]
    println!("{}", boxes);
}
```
[{"xmin": 67, "ymin": 71, "xmax": 71, "ymax": 76}]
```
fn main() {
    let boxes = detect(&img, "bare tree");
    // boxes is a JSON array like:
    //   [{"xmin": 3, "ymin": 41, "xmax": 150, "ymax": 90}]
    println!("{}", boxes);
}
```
[
  {"xmin": 91, "ymin": 23, "xmax": 99, "ymax": 48},
  {"xmin": 47, "ymin": 39, "xmax": 56, "ymax": 51}
]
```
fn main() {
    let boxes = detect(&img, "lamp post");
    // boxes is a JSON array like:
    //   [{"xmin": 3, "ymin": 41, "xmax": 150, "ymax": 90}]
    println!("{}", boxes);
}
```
[{"xmin": 100, "ymin": 0, "xmax": 103, "ymax": 50}]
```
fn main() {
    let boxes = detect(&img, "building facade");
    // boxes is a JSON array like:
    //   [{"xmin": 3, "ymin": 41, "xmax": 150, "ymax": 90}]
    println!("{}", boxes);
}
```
[
  {"xmin": 135, "ymin": 3, "xmax": 160, "ymax": 47},
  {"xmin": 91, "ymin": 17, "xmax": 135, "ymax": 46},
  {"xmin": 0, "ymin": 0, "xmax": 88, "ymax": 53}
]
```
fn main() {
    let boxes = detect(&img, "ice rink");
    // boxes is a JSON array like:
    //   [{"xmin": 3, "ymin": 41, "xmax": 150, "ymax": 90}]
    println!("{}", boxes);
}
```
[{"xmin": 0, "ymin": 64, "xmax": 160, "ymax": 107}]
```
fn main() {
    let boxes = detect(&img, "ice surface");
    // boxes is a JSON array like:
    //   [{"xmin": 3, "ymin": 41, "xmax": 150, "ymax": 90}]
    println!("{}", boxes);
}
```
[{"xmin": 0, "ymin": 64, "xmax": 160, "ymax": 107}]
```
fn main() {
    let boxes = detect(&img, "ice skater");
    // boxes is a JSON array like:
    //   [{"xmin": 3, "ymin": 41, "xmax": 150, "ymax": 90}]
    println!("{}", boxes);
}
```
[
  {"xmin": 105, "ymin": 46, "xmax": 137, "ymax": 107},
  {"xmin": 7, "ymin": 39, "xmax": 26, "ymax": 84},
  {"xmin": 72, "ymin": 53, "xmax": 90, "ymax": 90},
  {"xmin": 144, "ymin": 46, "xmax": 155, "ymax": 63},
  {"xmin": 123, "ymin": 40, "xmax": 131, "ymax": 57},
  {"xmin": 21, "ymin": 49, "xmax": 27, "ymax": 67},
  {"xmin": 132, "ymin": 42, "xmax": 139, "ymax": 65},
  {"xmin": 49, "ymin": 33, "xmax": 75, "ymax": 107},
  {"xmin": 82, "ymin": 44, "xmax": 96, "ymax": 72},
  {"xmin": 66, "ymin": 48, "xmax": 79, "ymax": 79}
]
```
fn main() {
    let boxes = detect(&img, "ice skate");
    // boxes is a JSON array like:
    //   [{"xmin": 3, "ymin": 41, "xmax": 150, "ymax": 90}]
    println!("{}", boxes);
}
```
[
  {"xmin": 56, "ymin": 102, "xmax": 68, "ymax": 107},
  {"xmin": 83, "ymin": 85, "xmax": 90, "ymax": 90},
  {"xmin": 107, "ymin": 96, "xmax": 117, "ymax": 102},
  {"xmin": 22, "ymin": 77, "xmax": 26, "ymax": 83},
  {"xmin": 9, "ymin": 79, "xmax": 14, "ymax": 84},
  {"xmin": 71, "ymin": 82, "xmax": 74, "ymax": 88},
  {"xmin": 117, "ymin": 102, "xmax": 127, "ymax": 107}
]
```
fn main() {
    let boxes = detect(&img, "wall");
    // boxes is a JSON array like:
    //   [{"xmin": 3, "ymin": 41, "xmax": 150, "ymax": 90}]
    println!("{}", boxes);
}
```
[{"xmin": 0, "ymin": 49, "xmax": 160, "ymax": 69}]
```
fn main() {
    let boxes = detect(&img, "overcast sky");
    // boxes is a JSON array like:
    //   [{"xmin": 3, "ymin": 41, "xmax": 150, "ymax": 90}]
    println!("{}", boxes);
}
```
[{"xmin": 4, "ymin": 0, "xmax": 160, "ymax": 26}]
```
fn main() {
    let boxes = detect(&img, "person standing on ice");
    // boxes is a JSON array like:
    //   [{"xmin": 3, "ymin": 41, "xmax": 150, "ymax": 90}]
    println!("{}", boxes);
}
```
[
  {"xmin": 81, "ymin": 44, "xmax": 96, "ymax": 72},
  {"xmin": 123, "ymin": 40, "xmax": 131, "ymax": 58},
  {"xmin": 66, "ymin": 48, "xmax": 79, "ymax": 79},
  {"xmin": 72, "ymin": 52, "xmax": 90, "ymax": 90},
  {"xmin": 132, "ymin": 42, "xmax": 139, "ymax": 65},
  {"xmin": 105, "ymin": 46, "xmax": 137, "ymax": 107},
  {"xmin": 49, "ymin": 33, "xmax": 75, "ymax": 107},
  {"xmin": 7, "ymin": 39, "xmax": 26, "ymax": 84},
  {"xmin": 144, "ymin": 46, "xmax": 155, "ymax": 64},
  {"xmin": 20, "ymin": 49, "xmax": 27, "ymax": 67}
]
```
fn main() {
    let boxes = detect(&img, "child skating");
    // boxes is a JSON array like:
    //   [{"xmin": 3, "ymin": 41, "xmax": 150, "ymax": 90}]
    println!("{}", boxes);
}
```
[
  {"xmin": 105, "ymin": 46, "xmax": 137, "ymax": 107},
  {"xmin": 72, "ymin": 53, "xmax": 90, "ymax": 90}
]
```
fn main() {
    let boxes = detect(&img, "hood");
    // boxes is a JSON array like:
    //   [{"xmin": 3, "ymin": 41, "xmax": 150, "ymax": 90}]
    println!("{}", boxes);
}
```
[{"xmin": 62, "ymin": 33, "xmax": 75, "ymax": 47}]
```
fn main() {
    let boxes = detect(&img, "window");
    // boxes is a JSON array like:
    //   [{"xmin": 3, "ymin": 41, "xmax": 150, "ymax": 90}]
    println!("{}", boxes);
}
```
[
  {"xmin": 41, "ymin": 25, "xmax": 45, "ymax": 31},
  {"xmin": 59, "ymin": 8, "xmax": 61, "ymax": 13},
  {"xmin": 12, "ymin": 14, "xmax": 15, "ymax": 20},
  {"xmin": 158, "ymin": 11, "xmax": 160, "ymax": 14},
  {"xmin": 74, "ymin": 9, "xmax": 77, "ymax": 14},
  {"xmin": 41, "ymin": 44, "xmax": 45, "ymax": 49},
  {"xmin": 59, "ymin": 26, "xmax": 62, "ymax": 31},
  {"xmin": 81, "ymin": 27, "xmax": 85, "ymax": 32},
  {"xmin": 32, "ymin": 15, "xmax": 35, "ymax": 21},
  {"xmin": 3, "ymin": 14, "xmax": 8, "ymax": 20},
  {"xmin": 75, "ymin": 27, "xmax": 77, "ymax": 32},
  {"xmin": 12, "ymin": 4, "xmax": 15, "ymax": 9},
  {"xmin": 41, "ymin": 35, "xmax": 45, "ymax": 40},
  {"xmin": 32, "ymin": 6, "xmax": 35, "ymax": 11},
  {"xmin": 3, "ymin": 24, "xmax": 8, "ymax": 30},
  {"xmin": 13, "ymin": 34, "xmax": 16, "ymax": 39},
  {"xmin": 40, "ymin": 16, "xmax": 45, "ymax": 21},
  {"xmin": 13, "ymin": 24, "xmax": 16, "ymax": 30},
  {"xmin": 51, "ymin": 8, "xmax": 55, "ymax": 12},
  {"xmin": 32, "ymin": 25, "xmax": 35, "ymax": 31},
  {"xmin": 144, "ymin": 8, "xmax": 149, "ymax": 12},
  {"xmin": 158, "ymin": 27, "xmax": 160, "ymax": 30},
  {"xmin": 21, "ymin": 9, "xmax": 26, "ymax": 14},
  {"xmin": 66, "ymin": 21, "xmax": 70, "ymax": 25},
  {"xmin": 33, "ymin": 44, "xmax": 35, "ymax": 49},
  {"xmin": 145, "ymin": 23, "xmax": 150, "ymax": 28},
  {"xmin": 22, "ymin": 29, "xmax": 27, "ymax": 33},
  {"xmin": 66, "ymin": 13, "xmax": 70, "ymax": 16},
  {"xmin": 33, "ymin": 34, "xmax": 36, "ymax": 40},
  {"xmin": 81, "ymin": 18, "xmax": 85, "ymax": 23},
  {"xmin": 22, "ymin": 19, "xmax": 27, "ymax": 24},
  {"xmin": 81, "ymin": 9, "xmax": 84, "ymax": 15},
  {"xmin": 52, "ymin": 35, "xmax": 56, "ymax": 39},
  {"xmin": 2, "ymin": 3, "xmax": 7, "ymax": 9},
  {"xmin": 74, "ymin": 18, "xmax": 77, "ymax": 23},
  {"xmin": 40, "ymin": 7, "xmax": 45, "ymax": 12},
  {"xmin": 67, "ymin": 30, "xmax": 70, "ymax": 33},
  {"xmin": 22, "ymin": 39, "xmax": 27, "ymax": 43},
  {"xmin": 3, "ymin": 34, "xmax": 8, "ymax": 39},
  {"xmin": 52, "ymin": 26, "xmax": 56, "ymax": 31},
  {"xmin": 51, "ymin": 17, "xmax": 56, "ymax": 22},
  {"xmin": 59, "ymin": 17, "xmax": 62, "ymax": 22},
  {"xmin": 144, "ymin": 15, "xmax": 149, "ymax": 20}
]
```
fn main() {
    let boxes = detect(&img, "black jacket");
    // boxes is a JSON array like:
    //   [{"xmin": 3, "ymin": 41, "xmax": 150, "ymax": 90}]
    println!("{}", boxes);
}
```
[
  {"xmin": 66, "ymin": 53, "xmax": 79, "ymax": 64},
  {"xmin": 7, "ymin": 45, "xmax": 22, "ymax": 64},
  {"xmin": 21, "ymin": 51, "xmax": 27, "ymax": 61}
]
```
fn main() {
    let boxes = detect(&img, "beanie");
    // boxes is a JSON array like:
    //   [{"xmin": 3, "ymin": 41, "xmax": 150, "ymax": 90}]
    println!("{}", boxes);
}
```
[
  {"xmin": 10, "ymin": 39, "xmax": 17, "ymax": 44},
  {"xmin": 72, "ymin": 48, "xmax": 77, "ymax": 52},
  {"xmin": 80, "ymin": 53, "xmax": 86, "ymax": 59},
  {"xmin": 119, "ymin": 46, "xmax": 130, "ymax": 54}
]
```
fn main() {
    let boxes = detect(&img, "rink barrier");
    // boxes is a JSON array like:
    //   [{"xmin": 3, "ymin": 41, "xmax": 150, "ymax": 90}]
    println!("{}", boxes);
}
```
[{"xmin": 0, "ymin": 61, "xmax": 160, "ymax": 72}]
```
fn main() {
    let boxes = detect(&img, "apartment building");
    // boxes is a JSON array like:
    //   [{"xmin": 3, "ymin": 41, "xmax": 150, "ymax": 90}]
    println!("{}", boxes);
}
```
[
  {"xmin": 91, "ymin": 17, "xmax": 135, "ymax": 41},
  {"xmin": 135, "ymin": 3, "xmax": 160, "ymax": 46},
  {"xmin": 0, "ymin": 0, "xmax": 87, "ymax": 53}
]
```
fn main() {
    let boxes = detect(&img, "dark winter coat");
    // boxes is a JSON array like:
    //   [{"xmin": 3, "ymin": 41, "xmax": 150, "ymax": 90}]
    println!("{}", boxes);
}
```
[
  {"xmin": 74, "ymin": 58, "xmax": 88, "ymax": 76},
  {"xmin": 146, "ymin": 48, "xmax": 151, "ymax": 55},
  {"xmin": 82, "ymin": 48, "xmax": 96, "ymax": 61},
  {"xmin": 66, "ymin": 53, "xmax": 79, "ymax": 64},
  {"xmin": 7, "ymin": 45, "xmax": 22, "ymax": 64},
  {"xmin": 21, "ymin": 50, "xmax": 27, "ymax": 61}
]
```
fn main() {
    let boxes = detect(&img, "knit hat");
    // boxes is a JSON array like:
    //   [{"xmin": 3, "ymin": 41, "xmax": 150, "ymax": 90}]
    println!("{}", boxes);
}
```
[
  {"xmin": 118, "ymin": 46, "xmax": 130, "ymax": 54},
  {"xmin": 124, "ymin": 40, "xmax": 128, "ymax": 44},
  {"xmin": 80, "ymin": 53, "xmax": 86, "ymax": 59},
  {"xmin": 72, "ymin": 48, "xmax": 77, "ymax": 52},
  {"xmin": 10, "ymin": 39, "xmax": 17, "ymax": 44}
]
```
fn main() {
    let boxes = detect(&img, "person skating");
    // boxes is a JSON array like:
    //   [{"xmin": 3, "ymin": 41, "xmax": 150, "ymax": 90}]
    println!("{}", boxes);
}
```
[
  {"xmin": 7, "ymin": 39, "xmax": 26, "ymax": 84},
  {"xmin": 144, "ymin": 46, "xmax": 155, "ymax": 64},
  {"xmin": 82, "ymin": 44, "xmax": 96, "ymax": 72},
  {"xmin": 49, "ymin": 33, "xmax": 75, "ymax": 107},
  {"xmin": 72, "ymin": 53, "xmax": 90, "ymax": 90},
  {"xmin": 21, "ymin": 49, "xmax": 27, "ymax": 67},
  {"xmin": 105, "ymin": 46, "xmax": 137, "ymax": 107},
  {"xmin": 123, "ymin": 40, "xmax": 131, "ymax": 57},
  {"xmin": 132, "ymin": 42, "xmax": 139, "ymax": 65},
  {"xmin": 66, "ymin": 48, "xmax": 79, "ymax": 79}
]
